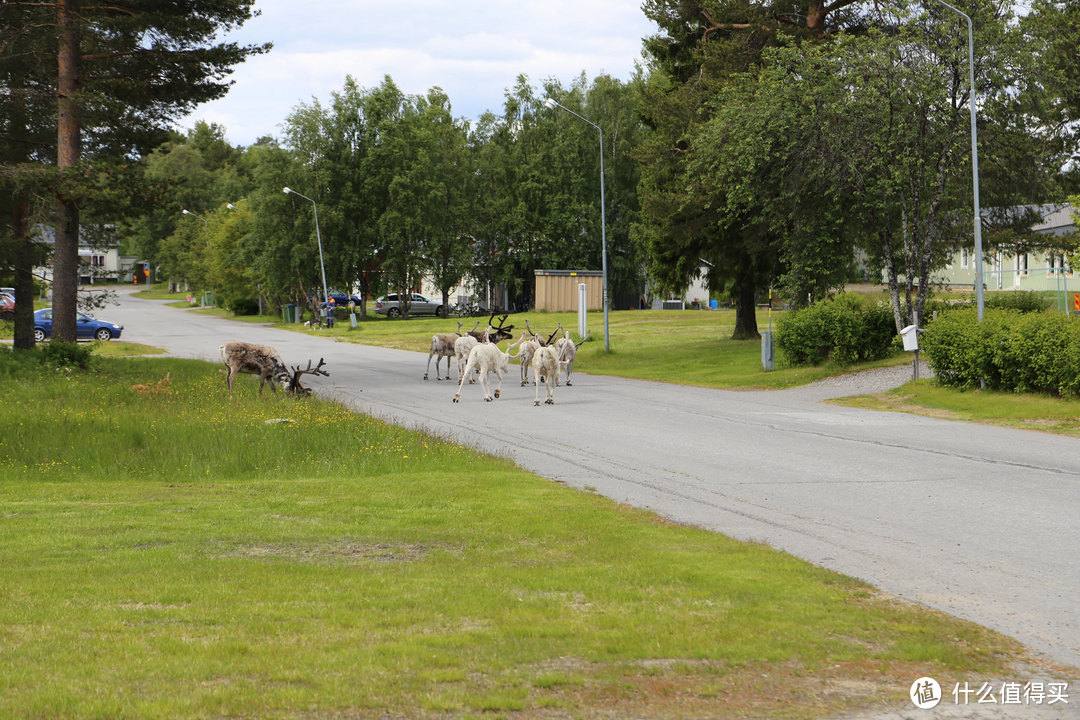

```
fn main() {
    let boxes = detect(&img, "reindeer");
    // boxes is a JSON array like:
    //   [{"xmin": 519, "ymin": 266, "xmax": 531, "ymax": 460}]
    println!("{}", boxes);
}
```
[
  {"xmin": 220, "ymin": 341, "xmax": 292, "ymax": 395},
  {"xmin": 519, "ymin": 319, "xmax": 562, "ymax": 386},
  {"xmin": 452, "ymin": 335, "xmax": 523, "ymax": 403},
  {"xmin": 425, "ymin": 321, "xmax": 468, "ymax": 381},
  {"xmin": 554, "ymin": 331, "xmax": 589, "ymax": 386},
  {"xmin": 286, "ymin": 358, "xmax": 330, "ymax": 396},
  {"xmin": 531, "ymin": 344, "xmax": 567, "ymax": 406},
  {"xmin": 454, "ymin": 330, "xmax": 483, "ymax": 384},
  {"xmin": 467, "ymin": 312, "xmax": 514, "ymax": 344}
]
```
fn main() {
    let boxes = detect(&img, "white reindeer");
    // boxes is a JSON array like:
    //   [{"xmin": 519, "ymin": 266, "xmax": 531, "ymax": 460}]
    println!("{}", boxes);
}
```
[
  {"xmin": 554, "ymin": 331, "xmax": 589, "ymax": 387},
  {"xmin": 452, "ymin": 337, "xmax": 522, "ymax": 403},
  {"xmin": 454, "ymin": 331, "xmax": 482, "ymax": 384},
  {"xmin": 220, "ymin": 341, "xmax": 291, "ymax": 395},
  {"xmin": 531, "ymin": 344, "xmax": 566, "ymax": 406}
]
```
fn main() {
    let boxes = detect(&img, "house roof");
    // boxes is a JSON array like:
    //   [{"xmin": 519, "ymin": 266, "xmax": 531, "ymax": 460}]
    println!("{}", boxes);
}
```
[{"xmin": 1031, "ymin": 204, "xmax": 1077, "ymax": 236}]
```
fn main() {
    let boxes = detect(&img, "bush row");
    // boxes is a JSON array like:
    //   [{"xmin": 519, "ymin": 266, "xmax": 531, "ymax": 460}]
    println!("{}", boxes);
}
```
[
  {"xmin": 920, "ymin": 308, "xmax": 1080, "ymax": 396},
  {"xmin": 775, "ymin": 294, "xmax": 897, "ymax": 366}
]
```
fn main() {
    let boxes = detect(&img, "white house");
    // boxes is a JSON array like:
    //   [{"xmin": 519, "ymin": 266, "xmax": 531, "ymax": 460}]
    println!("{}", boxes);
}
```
[{"xmin": 32, "ymin": 224, "xmax": 139, "ymax": 285}]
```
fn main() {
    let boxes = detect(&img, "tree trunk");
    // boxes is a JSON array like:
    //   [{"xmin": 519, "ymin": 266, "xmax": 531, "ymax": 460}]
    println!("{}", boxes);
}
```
[
  {"xmin": 53, "ymin": 0, "xmax": 82, "ymax": 343},
  {"xmin": 807, "ymin": 0, "xmax": 827, "ymax": 38},
  {"xmin": 730, "ymin": 258, "xmax": 760, "ymax": 340},
  {"xmin": 10, "ymin": 202, "xmax": 36, "ymax": 350}
]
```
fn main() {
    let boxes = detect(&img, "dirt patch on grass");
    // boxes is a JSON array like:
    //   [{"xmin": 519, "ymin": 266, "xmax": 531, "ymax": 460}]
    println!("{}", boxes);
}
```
[{"xmin": 216, "ymin": 539, "xmax": 437, "ymax": 565}]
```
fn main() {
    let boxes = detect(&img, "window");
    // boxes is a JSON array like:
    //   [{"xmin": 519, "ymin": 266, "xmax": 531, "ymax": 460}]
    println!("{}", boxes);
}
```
[{"xmin": 961, "ymin": 248, "xmax": 970, "ymax": 269}]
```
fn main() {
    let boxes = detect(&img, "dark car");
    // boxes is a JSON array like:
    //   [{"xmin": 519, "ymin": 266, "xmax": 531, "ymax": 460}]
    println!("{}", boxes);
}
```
[
  {"xmin": 374, "ymin": 293, "xmax": 446, "ymax": 318},
  {"xmin": 310, "ymin": 288, "xmax": 362, "ymax": 308},
  {"xmin": 33, "ymin": 308, "xmax": 123, "ymax": 342},
  {"xmin": 0, "ymin": 292, "xmax": 13, "ymax": 320}
]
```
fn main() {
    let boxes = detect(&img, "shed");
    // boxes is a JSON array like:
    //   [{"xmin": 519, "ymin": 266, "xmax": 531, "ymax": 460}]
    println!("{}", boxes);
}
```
[{"xmin": 534, "ymin": 270, "xmax": 603, "ymax": 312}]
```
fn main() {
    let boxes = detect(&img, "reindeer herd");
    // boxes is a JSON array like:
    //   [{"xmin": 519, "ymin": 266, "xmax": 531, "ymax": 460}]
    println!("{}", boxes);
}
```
[{"xmin": 219, "ymin": 312, "xmax": 588, "ymax": 407}]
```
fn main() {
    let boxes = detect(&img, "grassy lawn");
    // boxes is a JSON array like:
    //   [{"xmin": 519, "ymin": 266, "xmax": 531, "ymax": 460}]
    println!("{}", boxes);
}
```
[
  {"xmin": 0, "ymin": 354, "xmax": 1037, "ymax": 719},
  {"xmin": 833, "ymin": 378, "xmax": 1080, "ymax": 437}
]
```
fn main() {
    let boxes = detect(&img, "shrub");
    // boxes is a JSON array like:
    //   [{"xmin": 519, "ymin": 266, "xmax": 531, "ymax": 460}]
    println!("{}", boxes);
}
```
[
  {"xmin": 776, "ymin": 294, "xmax": 897, "ymax": 366},
  {"xmin": 984, "ymin": 291, "xmax": 1055, "ymax": 314},
  {"xmin": 921, "ymin": 308, "xmax": 1080, "ymax": 396},
  {"xmin": 228, "ymin": 297, "xmax": 261, "ymax": 316},
  {"xmin": 38, "ymin": 341, "xmax": 95, "ymax": 371}
]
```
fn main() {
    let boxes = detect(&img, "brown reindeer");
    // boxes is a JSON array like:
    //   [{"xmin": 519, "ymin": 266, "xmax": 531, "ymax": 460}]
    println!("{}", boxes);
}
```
[{"xmin": 220, "ymin": 342, "xmax": 292, "ymax": 395}]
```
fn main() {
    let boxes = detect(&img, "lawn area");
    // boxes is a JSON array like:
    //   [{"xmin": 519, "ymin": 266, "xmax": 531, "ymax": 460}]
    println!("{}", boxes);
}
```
[
  {"xmin": 0, "ymin": 353, "xmax": 1034, "ymax": 719},
  {"xmin": 833, "ymin": 378, "xmax": 1080, "ymax": 437}
]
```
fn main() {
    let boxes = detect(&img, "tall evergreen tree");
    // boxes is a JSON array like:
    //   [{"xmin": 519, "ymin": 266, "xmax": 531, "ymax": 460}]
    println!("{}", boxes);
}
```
[{"xmin": 1, "ymin": 0, "xmax": 268, "ymax": 342}]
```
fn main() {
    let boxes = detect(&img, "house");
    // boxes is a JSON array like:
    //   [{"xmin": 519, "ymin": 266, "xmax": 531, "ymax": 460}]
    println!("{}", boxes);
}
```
[
  {"xmin": 938, "ymin": 204, "xmax": 1078, "ymax": 292},
  {"xmin": 32, "ymin": 224, "xmax": 140, "ymax": 285}
]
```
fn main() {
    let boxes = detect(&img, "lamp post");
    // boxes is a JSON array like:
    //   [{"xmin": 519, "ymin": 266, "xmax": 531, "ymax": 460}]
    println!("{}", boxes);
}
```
[
  {"xmin": 283, "ymin": 186, "xmax": 330, "ymax": 322},
  {"xmin": 932, "ymin": 0, "xmax": 984, "ymax": 321},
  {"xmin": 544, "ymin": 97, "xmax": 610, "ymax": 351}
]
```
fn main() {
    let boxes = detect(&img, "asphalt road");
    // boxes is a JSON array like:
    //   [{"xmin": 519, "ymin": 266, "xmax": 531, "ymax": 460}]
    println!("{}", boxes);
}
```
[{"xmin": 103, "ymin": 290, "xmax": 1080, "ymax": 673}]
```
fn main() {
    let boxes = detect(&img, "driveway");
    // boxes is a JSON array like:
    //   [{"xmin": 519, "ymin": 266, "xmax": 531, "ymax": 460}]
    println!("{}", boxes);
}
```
[{"xmin": 104, "ymin": 290, "xmax": 1080, "ymax": 677}]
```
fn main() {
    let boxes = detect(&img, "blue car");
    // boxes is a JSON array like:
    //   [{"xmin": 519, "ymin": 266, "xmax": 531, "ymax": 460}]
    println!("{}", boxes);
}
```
[{"xmin": 34, "ymin": 308, "xmax": 124, "ymax": 342}]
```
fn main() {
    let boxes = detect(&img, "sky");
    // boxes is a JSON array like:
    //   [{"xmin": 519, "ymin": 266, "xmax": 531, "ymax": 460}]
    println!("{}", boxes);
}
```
[{"xmin": 178, "ymin": 0, "xmax": 659, "ymax": 147}]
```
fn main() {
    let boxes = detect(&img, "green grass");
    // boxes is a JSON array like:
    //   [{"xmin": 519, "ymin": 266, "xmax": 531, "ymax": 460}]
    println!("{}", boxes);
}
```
[
  {"xmin": 0, "ymin": 353, "xmax": 1031, "ymax": 719},
  {"xmin": 834, "ymin": 378, "xmax": 1080, "ymax": 437}
]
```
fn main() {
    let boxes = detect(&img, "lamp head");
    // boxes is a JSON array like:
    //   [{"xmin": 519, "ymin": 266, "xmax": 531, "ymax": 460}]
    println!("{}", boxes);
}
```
[
  {"xmin": 182, "ymin": 209, "xmax": 192, "ymax": 216},
  {"xmin": 544, "ymin": 98, "xmax": 557, "ymax": 110},
  {"xmin": 283, "ymin": 187, "xmax": 292, "ymax": 195}
]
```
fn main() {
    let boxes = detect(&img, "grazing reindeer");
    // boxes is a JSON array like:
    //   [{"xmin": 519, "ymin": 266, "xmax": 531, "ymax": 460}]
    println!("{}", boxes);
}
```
[
  {"xmin": 220, "ymin": 341, "xmax": 292, "ymax": 395},
  {"xmin": 425, "ymin": 321, "xmax": 466, "ymax": 381},
  {"xmin": 287, "ymin": 358, "xmax": 330, "ymax": 396},
  {"xmin": 452, "ymin": 336, "xmax": 523, "ymax": 403},
  {"xmin": 554, "ymin": 331, "xmax": 589, "ymax": 386}
]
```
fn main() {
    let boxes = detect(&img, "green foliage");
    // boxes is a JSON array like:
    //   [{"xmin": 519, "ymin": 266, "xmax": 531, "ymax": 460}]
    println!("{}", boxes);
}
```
[
  {"xmin": 0, "ymin": 342, "xmax": 97, "ymax": 373},
  {"xmin": 775, "ymin": 294, "xmax": 897, "ymax": 366},
  {"xmin": 983, "ymin": 291, "xmax": 1056, "ymax": 314},
  {"xmin": 227, "ymin": 297, "xmax": 260, "ymax": 316},
  {"xmin": 921, "ymin": 308, "xmax": 1080, "ymax": 396},
  {"xmin": 38, "ymin": 341, "xmax": 95, "ymax": 371}
]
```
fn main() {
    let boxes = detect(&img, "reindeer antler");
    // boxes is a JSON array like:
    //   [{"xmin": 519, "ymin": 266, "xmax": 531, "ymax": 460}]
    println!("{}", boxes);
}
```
[
  {"xmin": 291, "ymin": 358, "xmax": 330, "ymax": 377},
  {"xmin": 545, "ymin": 322, "xmax": 562, "ymax": 347}
]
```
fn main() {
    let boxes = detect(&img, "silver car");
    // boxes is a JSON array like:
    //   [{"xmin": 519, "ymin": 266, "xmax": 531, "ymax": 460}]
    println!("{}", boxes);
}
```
[{"xmin": 374, "ymin": 293, "xmax": 447, "ymax": 318}]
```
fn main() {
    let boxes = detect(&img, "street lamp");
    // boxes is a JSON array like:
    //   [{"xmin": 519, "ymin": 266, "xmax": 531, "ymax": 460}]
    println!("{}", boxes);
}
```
[
  {"xmin": 181, "ymin": 208, "xmax": 206, "ymax": 223},
  {"xmin": 931, "ymin": 0, "xmax": 984, "ymax": 321},
  {"xmin": 544, "ymin": 97, "xmax": 610, "ymax": 351},
  {"xmin": 283, "ymin": 186, "xmax": 330, "ymax": 320}
]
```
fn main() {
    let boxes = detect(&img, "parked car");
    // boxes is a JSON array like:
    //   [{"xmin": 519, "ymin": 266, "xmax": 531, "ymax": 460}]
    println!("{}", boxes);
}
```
[
  {"xmin": 33, "ymin": 308, "xmax": 123, "ymax": 342},
  {"xmin": 309, "ymin": 288, "xmax": 362, "ymax": 307},
  {"xmin": 0, "ymin": 292, "xmax": 14, "ymax": 320},
  {"xmin": 374, "ymin": 293, "xmax": 447, "ymax": 318}
]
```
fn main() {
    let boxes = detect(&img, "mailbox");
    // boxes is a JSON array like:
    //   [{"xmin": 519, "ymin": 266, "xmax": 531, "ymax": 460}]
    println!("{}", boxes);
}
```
[{"xmin": 900, "ymin": 325, "xmax": 918, "ymax": 351}]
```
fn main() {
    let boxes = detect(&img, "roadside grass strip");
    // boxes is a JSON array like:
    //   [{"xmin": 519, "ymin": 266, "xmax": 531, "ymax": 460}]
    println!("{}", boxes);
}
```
[{"xmin": 0, "ymin": 356, "xmax": 1029, "ymax": 719}]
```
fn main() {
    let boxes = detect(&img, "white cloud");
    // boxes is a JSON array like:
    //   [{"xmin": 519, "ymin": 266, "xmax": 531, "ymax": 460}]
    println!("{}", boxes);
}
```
[{"xmin": 179, "ymin": 0, "xmax": 655, "ymax": 145}]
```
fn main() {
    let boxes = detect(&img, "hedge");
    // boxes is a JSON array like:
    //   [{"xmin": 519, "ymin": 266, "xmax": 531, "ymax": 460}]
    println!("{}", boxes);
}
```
[
  {"xmin": 775, "ymin": 294, "xmax": 897, "ymax": 366},
  {"xmin": 920, "ymin": 308, "xmax": 1080, "ymax": 396}
]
